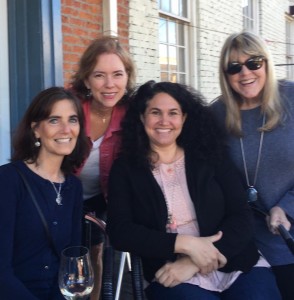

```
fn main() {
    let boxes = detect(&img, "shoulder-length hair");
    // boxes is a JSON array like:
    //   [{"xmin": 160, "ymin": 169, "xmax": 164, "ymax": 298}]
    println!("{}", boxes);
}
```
[
  {"xmin": 12, "ymin": 87, "xmax": 91, "ymax": 174},
  {"xmin": 120, "ymin": 81, "xmax": 225, "ymax": 167},
  {"xmin": 218, "ymin": 31, "xmax": 282, "ymax": 136},
  {"xmin": 71, "ymin": 36, "xmax": 136, "ymax": 104}
]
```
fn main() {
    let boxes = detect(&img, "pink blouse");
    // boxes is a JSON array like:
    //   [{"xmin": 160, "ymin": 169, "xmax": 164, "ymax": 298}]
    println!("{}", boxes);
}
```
[{"xmin": 152, "ymin": 155, "xmax": 269, "ymax": 292}]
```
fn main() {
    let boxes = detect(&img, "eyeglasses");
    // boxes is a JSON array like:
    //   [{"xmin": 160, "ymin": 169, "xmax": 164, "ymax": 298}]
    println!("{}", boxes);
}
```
[{"xmin": 226, "ymin": 56, "xmax": 265, "ymax": 75}]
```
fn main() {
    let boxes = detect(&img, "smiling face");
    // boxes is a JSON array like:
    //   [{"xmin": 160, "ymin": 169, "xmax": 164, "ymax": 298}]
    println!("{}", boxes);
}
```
[
  {"xmin": 84, "ymin": 53, "xmax": 128, "ymax": 109},
  {"xmin": 32, "ymin": 99, "xmax": 80, "ymax": 160},
  {"xmin": 227, "ymin": 50, "xmax": 266, "ymax": 108},
  {"xmin": 140, "ymin": 92, "xmax": 186, "ymax": 151}
]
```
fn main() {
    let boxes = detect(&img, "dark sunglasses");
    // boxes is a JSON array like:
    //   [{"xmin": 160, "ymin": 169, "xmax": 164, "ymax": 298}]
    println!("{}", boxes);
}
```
[{"xmin": 226, "ymin": 56, "xmax": 265, "ymax": 75}]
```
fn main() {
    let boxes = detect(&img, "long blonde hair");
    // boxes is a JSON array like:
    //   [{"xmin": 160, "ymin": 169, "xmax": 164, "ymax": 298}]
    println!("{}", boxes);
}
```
[{"xmin": 218, "ymin": 31, "xmax": 282, "ymax": 137}]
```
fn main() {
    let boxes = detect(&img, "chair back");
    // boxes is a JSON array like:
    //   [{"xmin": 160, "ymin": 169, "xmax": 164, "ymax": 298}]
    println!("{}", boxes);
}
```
[{"xmin": 84, "ymin": 214, "xmax": 145, "ymax": 299}]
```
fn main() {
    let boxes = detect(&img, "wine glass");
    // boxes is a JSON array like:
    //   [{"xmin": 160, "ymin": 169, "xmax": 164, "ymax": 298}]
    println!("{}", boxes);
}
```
[{"xmin": 59, "ymin": 246, "xmax": 94, "ymax": 300}]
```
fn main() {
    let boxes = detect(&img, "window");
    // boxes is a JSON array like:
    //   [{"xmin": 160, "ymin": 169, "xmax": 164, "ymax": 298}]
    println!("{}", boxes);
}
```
[
  {"xmin": 242, "ymin": 0, "xmax": 259, "ymax": 33},
  {"xmin": 286, "ymin": 18, "xmax": 294, "ymax": 80},
  {"xmin": 159, "ymin": 0, "xmax": 188, "ymax": 18},
  {"xmin": 159, "ymin": 0, "xmax": 189, "ymax": 84}
]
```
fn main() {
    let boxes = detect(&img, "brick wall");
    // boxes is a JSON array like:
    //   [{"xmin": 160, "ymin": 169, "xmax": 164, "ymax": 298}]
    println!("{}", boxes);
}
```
[
  {"xmin": 118, "ymin": 0, "xmax": 130, "ymax": 46},
  {"xmin": 60, "ymin": 0, "xmax": 292, "ymax": 93},
  {"xmin": 194, "ymin": 0, "xmax": 290, "ymax": 100},
  {"xmin": 260, "ymin": 0, "xmax": 288, "ymax": 79},
  {"xmin": 197, "ymin": 0, "xmax": 243, "ymax": 100},
  {"xmin": 61, "ymin": 0, "xmax": 103, "ymax": 86},
  {"xmin": 128, "ymin": 0, "xmax": 160, "ymax": 85},
  {"xmin": 61, "ymin": 0, "xmax": 130, "ymax": 87}
]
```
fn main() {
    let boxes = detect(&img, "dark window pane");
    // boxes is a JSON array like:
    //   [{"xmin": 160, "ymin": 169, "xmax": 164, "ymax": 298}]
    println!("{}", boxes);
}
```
[{"xmin": 178, "ymin": 48, "xmax": 185, "ymax": 72}]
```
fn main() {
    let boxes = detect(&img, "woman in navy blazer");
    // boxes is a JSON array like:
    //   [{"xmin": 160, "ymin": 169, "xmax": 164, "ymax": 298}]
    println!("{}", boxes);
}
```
[
  {"xmin": 107, "ymin": 81, "xmax": 281, "ymax": 299},
  {"xmin": 0, "ymin": 87, "xmax": 90, "ymax": 300}
]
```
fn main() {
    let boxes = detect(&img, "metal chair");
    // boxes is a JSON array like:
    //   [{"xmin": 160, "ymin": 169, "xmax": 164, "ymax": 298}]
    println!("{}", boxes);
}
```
[
  {"xmin": 84, "ymin": 213, "xmax": 145, "ymax": 300},
  {"xmin": 130, "ymin": 254, "xmax": 145, "ymax": 300}
]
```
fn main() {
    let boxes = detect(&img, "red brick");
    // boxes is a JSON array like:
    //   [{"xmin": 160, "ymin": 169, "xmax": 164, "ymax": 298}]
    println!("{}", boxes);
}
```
[{"xmin": 61, "ymin": 0, "xmax": 129, "ymax": 86}]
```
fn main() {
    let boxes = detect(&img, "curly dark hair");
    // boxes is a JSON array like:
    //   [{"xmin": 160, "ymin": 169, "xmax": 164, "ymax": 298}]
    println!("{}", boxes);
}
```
[
  {"xmin": 120, "ymin": 81, "xmax": 225, "ymax": 168},
  {"xmin": 11, "ymin": 87, "xmax": 91, "ymax": 174}
]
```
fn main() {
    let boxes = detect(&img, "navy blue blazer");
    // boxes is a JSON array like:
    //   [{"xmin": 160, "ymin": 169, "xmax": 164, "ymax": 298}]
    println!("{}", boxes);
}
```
[
  {"xmin": 107, "ymin": 151, "xmax": 259, "ymax": 283},
  {"xmin": 0, "ymin": 161, "xmax": 83, "ymax": 300}
]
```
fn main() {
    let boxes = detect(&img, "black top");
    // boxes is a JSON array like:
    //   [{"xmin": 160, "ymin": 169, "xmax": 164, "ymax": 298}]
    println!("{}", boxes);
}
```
[{"xmin": 107, "ymin": 152, "xmax": 259, "ymax": 282}]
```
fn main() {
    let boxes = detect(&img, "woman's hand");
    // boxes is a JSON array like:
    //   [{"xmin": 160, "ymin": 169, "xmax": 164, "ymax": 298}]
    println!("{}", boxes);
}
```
[
  {"xmin": 175, "ymin": 231, "xmax": 227, "ymax": 275},
  {"xmin": 267, "ymin": 206, "xmax": 291, "ymax": 234},
  {"xmin": 155, "ymin": 256, "xmax": 199, "ymax": 287}
]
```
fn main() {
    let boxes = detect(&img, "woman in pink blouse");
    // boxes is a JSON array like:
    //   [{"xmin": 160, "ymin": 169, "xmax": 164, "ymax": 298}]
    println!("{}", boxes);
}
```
[{"xmin": 107, "ymin": 81, "xmax": 281, "ymax": 299}]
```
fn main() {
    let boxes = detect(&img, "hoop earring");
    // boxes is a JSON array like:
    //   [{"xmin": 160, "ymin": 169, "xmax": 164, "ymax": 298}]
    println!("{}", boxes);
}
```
[{"xmin": 35, "ymin": 140, "xmax": 41, "ymax": 147}]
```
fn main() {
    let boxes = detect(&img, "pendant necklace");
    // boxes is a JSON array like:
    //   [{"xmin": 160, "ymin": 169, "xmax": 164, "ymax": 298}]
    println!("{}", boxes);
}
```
[
  {"xmin": 94, "ymin": 110, "xmax": 111, "ymax": 124},
  {"xmin": 163, "ymin": 164, "xmax": 178, "ymax": 233},
  {"xmin": 239, "ymin": 114, "xmax": 265, "ymax": 203},
  {"xmin": 50, "ymin": 181, "xmax": 63, "ymax": 205},
  {"xmin": 98, "ymin": 115, "xmax": 107, "ymax": 123},
  {"xmin": 153, "ymin": 161, "xmax": 178, "ymax": 233}
]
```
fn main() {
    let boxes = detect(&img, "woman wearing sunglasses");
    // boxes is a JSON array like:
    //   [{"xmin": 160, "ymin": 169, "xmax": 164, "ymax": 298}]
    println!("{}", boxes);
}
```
[{"xmin": 211, "ymin": 31, "xmax": 294, "ymax": 299}]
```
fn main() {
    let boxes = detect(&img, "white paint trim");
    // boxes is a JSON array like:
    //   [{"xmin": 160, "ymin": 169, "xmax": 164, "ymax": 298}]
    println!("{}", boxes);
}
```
[
  {"xmin": 103, "ymin": 0, "xmax": 118, "ymax": 36},
  {"xmin": 188, "ymin": 0, "xmax": 198, "ymax": 89},
  {"xmin": 0, "ymin": 0, "xmax": 11, "ymax": 165}
]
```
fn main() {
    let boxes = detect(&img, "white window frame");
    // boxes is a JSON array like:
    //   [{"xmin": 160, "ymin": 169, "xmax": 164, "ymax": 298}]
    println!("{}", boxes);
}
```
[
  {"xmin": 286, "ymin": 16, "xmax": 294, "ymax": 80},
  {"xmin": 242, "ymin": 0, "xmax": 259, "ymax": 33},
  {"xmin": 158, "ymin": 0, "xmax": 191, "ymax": 84}
]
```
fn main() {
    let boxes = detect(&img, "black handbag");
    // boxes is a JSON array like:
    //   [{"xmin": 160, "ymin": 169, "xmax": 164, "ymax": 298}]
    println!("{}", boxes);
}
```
[{"xmin": 13, "ymin": 164, "xmax": 60, "ymax": 257}]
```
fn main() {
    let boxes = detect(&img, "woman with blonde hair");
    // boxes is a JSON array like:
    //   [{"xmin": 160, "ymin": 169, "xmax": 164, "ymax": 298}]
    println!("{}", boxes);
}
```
[
  {"xmin": 211, "ymin": 31, "xmax": 294, "ymax": 299},
  {"xmin": 71, "ymin": 36, "xmax": 136, "ymax": 299}
]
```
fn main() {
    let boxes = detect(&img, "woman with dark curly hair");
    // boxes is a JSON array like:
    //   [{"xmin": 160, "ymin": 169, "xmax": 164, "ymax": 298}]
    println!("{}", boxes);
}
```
[{"xmin": 107, "ymin": 81, "xmax": 281, "ymax": 299}]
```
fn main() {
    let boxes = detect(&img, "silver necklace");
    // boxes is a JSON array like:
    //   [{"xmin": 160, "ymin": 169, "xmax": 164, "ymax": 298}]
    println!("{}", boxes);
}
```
[
  {"xmin": 50, "ymin": 181, "xmax": 63, "ymax": 205},
  {"xmin": 239, "ymin": 114, "xmax": 265, "ymax": 203}
]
